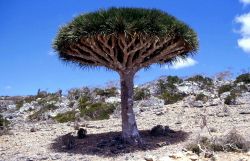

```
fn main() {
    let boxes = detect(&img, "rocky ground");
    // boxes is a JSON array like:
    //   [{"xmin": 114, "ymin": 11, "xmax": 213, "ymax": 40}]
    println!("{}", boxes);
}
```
[
  {"xmin": 1, "ymin": 103, "xmax": 250, "ymax": 161},
  {"xmin": 1, "ymin": 74, "xmax": 250, "ymax": 161}
]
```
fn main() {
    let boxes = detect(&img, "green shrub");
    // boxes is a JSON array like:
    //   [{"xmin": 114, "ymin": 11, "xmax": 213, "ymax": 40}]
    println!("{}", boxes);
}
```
[
  {"xmin": 29, "ymin": 103, "xmax": 58, "ymax": 120},
  {"xmin": 15, "ymin": 100, "xmax": 24, "ymax": 110},
  {"xmin": 24, "ymin": 96, "xmax": 36, "ymax": 103},
  {"xmin": 224, "ymin": 92, "xmax": 237, "ymax": 105},
  {"xmin": 195, "ymin": 93, "xmax": 208, "ymax": 102},
  {"xmin": 134, "ymin": 87, "xmax": 151, "ymax": 101},
  {"xmin": 186, "ymin": 75, "xmax": 213, "ymax": 88},
  {"xmin": 160, "ymin": 91, "xmax": 186, "ymax": 105},
  {"xmin": 156, "ymin": 78, "xmax": 178, "ymax": 95},
  {"xmin": 235, "ymin": 73, "xmax": 250, "ymax": 84},
  {"xmin": 77, "ymin": 96, "xmax": 116, "ymax": 120},
  {"xmin": 54, "ymin": 111, "xmax": 77, "ymax": 123},
  {"xmin": 78, "ymin": 96, "xmax": 90, "ymax": 109},
  {"xmin": 218, "ymin": 84, "xmax": 233, "ymax": 96},
  {"xmin": 94, "ymin": 87, "xmax": 118, "ymax": 97},
  {"xmin": 68, "ymin": 87, "xmax": 91, "ymax": 100},
  {"xmin": 79, "ymin": 102, "xmax": 116, "ymax": 120},
  {"xmin": 166, "ymin": 76, "xmax": 183, "ymax": 84},
  {"xmin": 0, "ymin": 115, "xmax": 10, "ymax": 127}
]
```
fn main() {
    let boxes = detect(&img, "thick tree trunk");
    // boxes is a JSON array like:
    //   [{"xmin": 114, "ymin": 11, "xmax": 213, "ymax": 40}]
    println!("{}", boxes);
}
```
[{"xmin": 120, "ymin": 71, "xmax": 142, "ymax": 145}]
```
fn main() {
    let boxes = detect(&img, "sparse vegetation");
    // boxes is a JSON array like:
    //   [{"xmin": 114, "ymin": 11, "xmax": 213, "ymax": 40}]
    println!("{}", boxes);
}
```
[
  {"xmin": 160, "ymin": 91, "xmax": 186, "ymax": 105},
  {"xmin": 134, "ymin": 87, "xmax": 151, "ymax": 101},
  {"xmin": 78, "ymin": 96, "xmax": 117, "ymax": 120},
  {"xmin": 94, "ymin": 87, "xmax": 118, "ymax": 97},
  {"xmin": 224, "ymin": 91, "xmax": 237, "ymax": 105},
  {"xmin": 80, "ymin": 102, "xmax": 116, "ymax": 120},
  {"xmin": 195, "ymin": 93, "xmax": 208, "ymax": 102},
  {"xmin": 54, "ymin": 111, "xmax": 77, "ymax": 123},
  {"xmin": 0, "ymin": 115, "xmax": 10, "ymax": 128},
  {"xmin": 186, "ymin": 75, "xmax": 213, "ymax": 89},
  {"xmin": 187, "ymin": 129, "xmax": 249, "ymax": 155},
  {"xmin": 156, "ymin": 76, "xmax": 182, "ymax": 95},
  {"xmin": 218, "ymin": 84, "xmax": 233, "ymax": 96},
  {"xmin": 235, "ymin": 73, "xmax": 250, "ymax": 84},
  {"xmin": 29, "ymin": 103, "xmax": 58, "ymax": 121},
  {"xmin": 15, "ymin": 100, "xmax": 24, "ymax": 110}
]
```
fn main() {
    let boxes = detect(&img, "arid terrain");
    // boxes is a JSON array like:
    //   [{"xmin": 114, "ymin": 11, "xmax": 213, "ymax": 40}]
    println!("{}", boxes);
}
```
[{"xmin": 1, "ymin": 74, "xmax": 250, "ymax": 161}]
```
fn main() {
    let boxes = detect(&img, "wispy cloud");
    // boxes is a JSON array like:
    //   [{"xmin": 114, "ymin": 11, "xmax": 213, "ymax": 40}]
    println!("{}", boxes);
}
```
[
  {"xmin": 166, "ymin": 57, "xmax": 198, "ymax": 70},
  {"xmin": 48, "ymin": 50, "xmax": 57, "ymax": 56},
  {"xmin": 235, "ymin": 12, "xmax": 250, "ymax": 53},
  {"xmin": 4, "ymin": 86, "xmax": 12, "ymax": 90},
  {"xmin": 240, "ymin": 0, "xmax": 250, "ymax": 5}
]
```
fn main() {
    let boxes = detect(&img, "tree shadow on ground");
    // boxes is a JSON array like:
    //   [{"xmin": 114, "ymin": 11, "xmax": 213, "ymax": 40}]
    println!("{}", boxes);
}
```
[{"xmin": 50, "ymin": 128, "xmax": 189, "ymax": 157}]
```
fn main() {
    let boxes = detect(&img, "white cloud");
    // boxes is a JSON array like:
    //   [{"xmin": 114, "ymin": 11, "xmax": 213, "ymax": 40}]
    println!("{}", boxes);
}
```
[
  {"xmin": 238, "ymin": 38, "xmax": 250, "ymax": 52},
  {"xmin": 235, "ymin": 12, "xmax": 250, "ymax": 53},
  {"xmin": 167, "ymin": 57, "xmax": 197, "ymax": 70},
  {"xmin": 240, "ymin": 0, "xmax": 250, "ymax": 5}
]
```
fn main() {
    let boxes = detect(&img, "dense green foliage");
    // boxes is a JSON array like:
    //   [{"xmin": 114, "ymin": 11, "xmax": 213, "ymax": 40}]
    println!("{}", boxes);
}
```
[
  {"xmin": 134, "ymin": 87, "xmax": 151, "ymax": 101},
  {"xmin": 54, "ymin": 7, "xmax": 198, "ymax": 53},
  {"xmin": 235, "ymin": 73, "xmax": 250, "ymax": 84}
]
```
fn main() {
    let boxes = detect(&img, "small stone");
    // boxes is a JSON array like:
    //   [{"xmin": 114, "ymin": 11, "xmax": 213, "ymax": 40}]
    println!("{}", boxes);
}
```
[
  {"xmin": 30, "ymin": 127, "xmax": 37, "ymax": 132},
  {"xmin": 155, "ymin": 111, "xmax": 164, "ymax": 116},
  {"xmin": 189, "ymin": 155, "xmax": 199, "ymax": 161},
  {"xmin": 156, "ymin": 142, "xmax": 167, "ymax": 147},
  {"xmin": 246, "ymin": 151, "xmax": 250, "ymax": 156},
  {"xmin": 150, "ymin": 125, "xmax": 165, "ymax": 136},
  {"xmin": 159, "ymin": 156, "xmax": 172, "ymax": 161},
  {"xmin": 77, "ymin": 128, "xmax": 87, "ymax": 139},
  {"xmin": 51, "ymin": 154, "xmax": 61, "ymax": 160},
  {"xmin": 169, "ymin": 152, "xmax": 184, "ymax": 159},
  {"xmin": 238, "ymin": 158, "xmax": 248, "ymax": 161},
  {"xmin": 144, "ymin": 155, "xmax": 155, "ymax": 161}
]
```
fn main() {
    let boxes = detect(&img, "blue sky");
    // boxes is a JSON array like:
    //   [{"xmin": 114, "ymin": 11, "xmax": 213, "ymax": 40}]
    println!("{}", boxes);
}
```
[{"xmin": 1, "ymin": 0, "xmax": 250, "ymax": 96}]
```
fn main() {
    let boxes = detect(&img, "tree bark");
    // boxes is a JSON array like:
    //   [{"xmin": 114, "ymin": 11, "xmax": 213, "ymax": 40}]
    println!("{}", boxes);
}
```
[{"xmin": 120, "ymin": 71, "xmax": 142, "ymax": 145}]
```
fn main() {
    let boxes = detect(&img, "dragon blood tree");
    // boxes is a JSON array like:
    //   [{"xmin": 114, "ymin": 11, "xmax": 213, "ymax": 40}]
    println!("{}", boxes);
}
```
[{"xmin": 53, "ymin": 7, "xmax": 198, "ymax": 145}]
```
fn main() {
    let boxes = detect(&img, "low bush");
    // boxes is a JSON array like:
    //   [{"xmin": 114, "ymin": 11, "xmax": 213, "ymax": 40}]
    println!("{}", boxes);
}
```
[
  {"xmin": 0, "ymin": 115, "xmax": 10, "ymax": 128},
  {"xmin": 156, "ymin": 77, "xmax": 179, "ymax": 95},
  {"xmin": 160, "ymin": 91, "xmax": 186, "ymax": 105},
  {"xmin": 186, "ymin": 75, "xmax": 213, "ymax": 89},
  {"xmin": 15, "ymin": 100, "xmax": 24, "ymax": 110},
  {"xmin": 195, "ymin": 93, "xmax": 208, "ymax": 102},
  {"xmin": 54, "ymin": 111, "xmax": 77, "ymax": 123},
  {"xmin": 134, "ymin": 87, "xmax": 151, "ymax": 101},
  {"xmin": 224, "ymin": 92, "xmax": 237, "ymax": 105},
  {"xmin": 78, "ymin": 96, "xmax": 117, "ymax": 120},
  {"xmin": 166, "ymin": 76, "xmax": 183, "ymax": 84},
  {"xmin": 218, "ymin": 84, "xmax": 233, "ymax": 96},
  {"xmin": 94, "ymin": 87, "xmax": 118, "ymax": 97},
  {"xmin": 186, "ymin": 129, "xmax": 249, "ymax": 155},
  {"xmin": 79, "ymin": 102, "xmax": 116, "ymax": 120},
  {"xmin": 29, "ymin": 103, "xmax": 58, "ymax": 120},
  {"xmin": 235, "ymin": 73, "xmax": 250, "ymax": 84}
]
